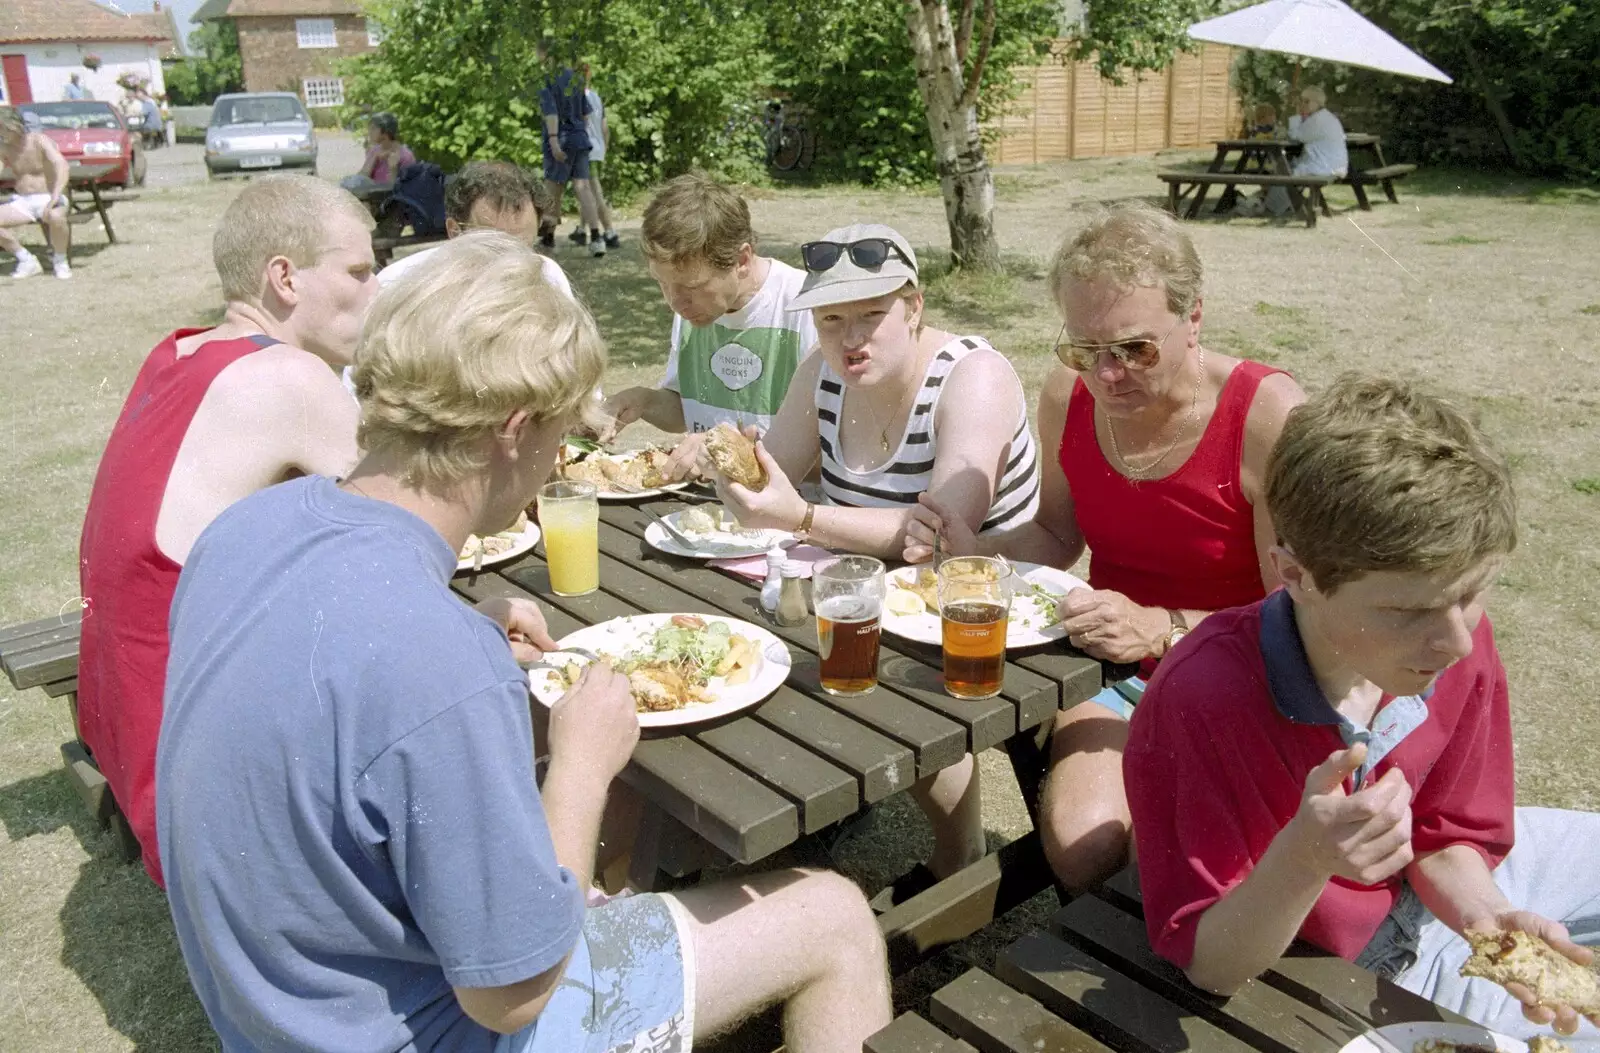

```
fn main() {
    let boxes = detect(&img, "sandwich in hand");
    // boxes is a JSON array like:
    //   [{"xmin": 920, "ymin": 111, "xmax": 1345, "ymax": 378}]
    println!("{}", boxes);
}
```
[
  {"xmin": 703, "ymin": 423, "xmax": 768, "ymax": 492},
  {"xmin": 1460, "ymin": 930, "xmax": 1600, "ymax": 1016}
]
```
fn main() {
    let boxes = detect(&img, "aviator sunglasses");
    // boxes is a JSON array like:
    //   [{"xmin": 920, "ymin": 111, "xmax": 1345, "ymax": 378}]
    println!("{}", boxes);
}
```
[
  {"xmin": 800, "ymin": 238, "xmax": 918, "ymax": 275},
  {"xmin": 1053, "ymin": 316, "xmax": 1183, "ymax": 372}
]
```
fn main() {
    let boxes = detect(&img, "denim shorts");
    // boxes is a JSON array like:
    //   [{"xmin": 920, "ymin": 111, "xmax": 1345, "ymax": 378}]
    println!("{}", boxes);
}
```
[
  {"xmin": 543, "ymin": 146, "xmax": 592, "ymax": 184},
  {"xmin": 1082, "ymin": 677, "xmax": 1146, "ymax": 720},
  {"xmin": 498, "ymin": 892, "xmax": 694, "ymax": 1053}
]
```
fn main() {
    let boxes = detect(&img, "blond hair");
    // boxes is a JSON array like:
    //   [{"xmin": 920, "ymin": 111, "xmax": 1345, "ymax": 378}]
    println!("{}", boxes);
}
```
[
  {"xmin": 1266, "ymin": 374, "xmax": 1517, "ymax": 594},
  {"xmin": 212, "ymin": 175, "xmax": 374, "ymax": 304},
  {"xmin": 352, "ymin": 231, "xmax": 606, "ymax": 491},
  {"xmin": 641, "ymin": 171, "xmax": 754, "ymax": 271},
  {"xmin": 1049, "ymin": 202, "xmax": 1203, "ymax": 318}
]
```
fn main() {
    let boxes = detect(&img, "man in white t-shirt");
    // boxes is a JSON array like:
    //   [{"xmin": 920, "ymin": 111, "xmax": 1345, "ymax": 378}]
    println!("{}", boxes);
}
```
[
  {"xmin": 603, "ymin": 172, "xmax": 817, "ymax": 481},
  {"xmin": 378, "ymin": 160, "xmax": 572, "ymax": 295},
  {"xmin": 563, "ymin": 65, "xmax": 620, "ymax": 252},
  {"xmin": 343, "ymin": 161, "xmax": 575, "ymax": 399}
]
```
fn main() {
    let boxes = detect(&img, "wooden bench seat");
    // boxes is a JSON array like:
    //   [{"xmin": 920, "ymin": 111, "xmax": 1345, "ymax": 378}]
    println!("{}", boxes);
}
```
[
  {"xmin": 1343, "ymin": 163, "xmax": 1417, "ymax": 208},
  {"xmin": 865, "ymin": 863, "xmax": 1474, "ymax": 1053},
  {"xmin": 372, "ymin": 230, "xmax": 449, "ymax": 270},
  {"xmin": 1158, "ymin": 171, "xmax": 1333, "ymax": 228}
]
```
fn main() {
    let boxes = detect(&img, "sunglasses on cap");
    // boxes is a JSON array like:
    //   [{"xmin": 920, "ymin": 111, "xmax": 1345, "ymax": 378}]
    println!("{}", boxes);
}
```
[
  {"xmin": 1053, "ymin": 317, "xmax": 1183, "ymax": 372},
  {"xmin": 800, "ymin": 238, "xmax": 918, "ymax": 275}
]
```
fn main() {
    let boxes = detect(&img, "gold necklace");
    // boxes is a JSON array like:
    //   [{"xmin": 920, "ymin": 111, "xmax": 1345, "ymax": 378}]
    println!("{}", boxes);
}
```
[
  {"xmin": 849, "ymin": 381, "xmax": 914, "ymax": 454},
  {"xmin": 1105, "ymin": 345, "xmax": 1207, "ymax": 480}
]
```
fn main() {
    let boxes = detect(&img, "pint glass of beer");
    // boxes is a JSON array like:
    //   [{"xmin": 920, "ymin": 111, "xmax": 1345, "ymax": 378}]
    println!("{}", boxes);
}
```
[
  {"xmin": 813, "ymin": 555, "xmax": 885, "ymax": 697},
  {"xmin": 937, "ymin": 556, "xmax": 1013, "ymax": 700}
]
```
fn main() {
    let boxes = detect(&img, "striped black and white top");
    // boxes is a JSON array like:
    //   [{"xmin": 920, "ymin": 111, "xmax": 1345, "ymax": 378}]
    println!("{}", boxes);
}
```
[{"xmin": 815, "ymin": 336, "xmax": 1041, "ymax": 534}]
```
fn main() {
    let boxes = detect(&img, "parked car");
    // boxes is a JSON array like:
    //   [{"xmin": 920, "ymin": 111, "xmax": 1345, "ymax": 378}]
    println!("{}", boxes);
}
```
[
  {"xmin": 10, "ymin": 101, "xmax": 145, "ymax": 188},
  {"xmin": 205, "ymin": 93, "xmax": 318, "ymax": 178}
]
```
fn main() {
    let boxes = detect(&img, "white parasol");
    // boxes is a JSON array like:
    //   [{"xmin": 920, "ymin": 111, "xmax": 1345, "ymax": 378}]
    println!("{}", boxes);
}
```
[{"xmin": 1188, "ymin": 0, "xmax": 1452, "ymax": 83}]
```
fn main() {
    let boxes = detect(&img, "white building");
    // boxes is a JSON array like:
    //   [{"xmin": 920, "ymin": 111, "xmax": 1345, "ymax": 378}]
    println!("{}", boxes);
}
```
[{"xmin": 1, "ymin": 0, "xmax": 177, "ymax": 106}]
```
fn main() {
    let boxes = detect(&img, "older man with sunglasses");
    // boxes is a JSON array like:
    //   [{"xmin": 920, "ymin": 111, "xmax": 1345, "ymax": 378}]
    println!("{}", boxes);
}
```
[{"xmin": 906, "ymin": 202, "xmax": 1304, "ymax": 896}]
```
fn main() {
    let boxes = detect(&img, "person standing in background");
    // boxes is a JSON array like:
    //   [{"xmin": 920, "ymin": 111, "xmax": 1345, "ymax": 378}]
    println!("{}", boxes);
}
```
[
  {"xmin": 535, "ymin": 39, "xmax": 604, "ymax": 257},
  {"xmin": 566, "ymin": 63, "xmax": 620, "ymax": 251},
  {"xmin": 63, "ymin": 73, "xmax": 90, "ymax": 100}
]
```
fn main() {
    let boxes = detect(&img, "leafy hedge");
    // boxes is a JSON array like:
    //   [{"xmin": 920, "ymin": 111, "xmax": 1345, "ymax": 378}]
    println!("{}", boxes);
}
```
[{"xmin": 343, "ymin": 0, "xmax": 1057, "ymax": 193}]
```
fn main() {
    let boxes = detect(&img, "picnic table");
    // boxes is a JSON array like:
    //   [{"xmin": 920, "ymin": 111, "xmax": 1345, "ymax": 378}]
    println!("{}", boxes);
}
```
[
  {"xmin": 869, "ymin": 867, "xmax": 1480, "ymax": 1053},
  {"xmin": 1, "ymin": 488, "xmax": 1111, "ymax": 918},
  {"xmin": 453, "ymin": 491, "xmax": 1110, "ymax": 895},
  {"xmin": 1160, "ymin": 134, "xmax": 1417, "ymax": 229},
  {"xmin": 0, "ymin": 160, "xmax": 132, "ymax": 255}
]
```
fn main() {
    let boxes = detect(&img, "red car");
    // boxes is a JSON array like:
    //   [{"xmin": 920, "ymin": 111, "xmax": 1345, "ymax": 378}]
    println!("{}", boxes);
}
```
[{"xmin": 9, "ymin": 101, "xmax": 147, "ymax": 189}]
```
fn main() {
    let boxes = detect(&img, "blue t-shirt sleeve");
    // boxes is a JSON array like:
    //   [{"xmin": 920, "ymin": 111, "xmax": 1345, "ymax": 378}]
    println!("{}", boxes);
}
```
[
  {"xmin": 539, "ymin": 85, "xmax": 557, "ymax": 118},
  {"xmin": 358, "ymin": 682, "xmax": 585, "ymax": 989}
]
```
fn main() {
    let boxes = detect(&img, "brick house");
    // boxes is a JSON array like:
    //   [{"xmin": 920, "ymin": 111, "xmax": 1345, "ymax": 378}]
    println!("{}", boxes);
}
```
[
  {"xmin": 192, "ymin": 0, "xmax": 378, "ymax": 110},
  {"xmin": 1, "ymin": 0, "xmax": 176, "ymax": 106}
]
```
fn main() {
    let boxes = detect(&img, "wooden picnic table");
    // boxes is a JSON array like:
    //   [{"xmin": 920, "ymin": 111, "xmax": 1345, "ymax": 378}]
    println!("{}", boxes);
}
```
[
  {"xmin": 1180, "ymin": 134, "xmax": 1415, "ymax": 218},
  {"xmin": 869, "ymin": 867, "xmax": 1480, "ymax": 1053},
  {"xmin": 452, "ymin": 491, "xmax": 1109, "ymax": 889}
]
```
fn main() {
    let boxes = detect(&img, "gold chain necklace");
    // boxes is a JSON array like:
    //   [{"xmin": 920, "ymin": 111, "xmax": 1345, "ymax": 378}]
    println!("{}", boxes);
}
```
[
  {"xmin": 849, "ymin": 378, "xmax": 915, "ymax": 454},
  {"xmin": 1105, "ymin": 345, "xmax": 1207, "ymax": 480}
]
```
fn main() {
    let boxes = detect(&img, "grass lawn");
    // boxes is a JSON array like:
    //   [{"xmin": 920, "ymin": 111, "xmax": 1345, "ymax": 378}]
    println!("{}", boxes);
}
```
[{"xmin": 1, "ymin": 152, "xmax": 1597, "ymax": 1051}]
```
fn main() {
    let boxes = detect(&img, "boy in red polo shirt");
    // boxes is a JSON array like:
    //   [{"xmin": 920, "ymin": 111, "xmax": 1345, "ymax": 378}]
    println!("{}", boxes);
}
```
[{"xmin": 1125, "ymin": 374, "xmax": 1600, "ymax": 1046}]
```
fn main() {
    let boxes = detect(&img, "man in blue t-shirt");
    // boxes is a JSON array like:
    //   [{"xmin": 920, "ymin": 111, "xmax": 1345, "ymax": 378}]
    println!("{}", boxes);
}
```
[
  {"xmin": 534, "ymin": 40, "xmax": 604, "ymax": 256},
  {"xmin": 158, "ymin": 231, "xmax": 891, "ymax": 1053}
]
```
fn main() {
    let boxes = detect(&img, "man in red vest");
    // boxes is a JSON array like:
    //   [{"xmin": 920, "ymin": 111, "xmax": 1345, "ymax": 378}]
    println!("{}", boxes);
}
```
[{"xmin": 78, "ymin": 174, "xmax": 377, "ymax": 885}]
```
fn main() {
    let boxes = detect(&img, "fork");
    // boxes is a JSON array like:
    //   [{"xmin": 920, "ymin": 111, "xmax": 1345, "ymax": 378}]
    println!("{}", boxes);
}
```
[{"xmin": 649, "ymin": 510, "xmax": 699, "ymax": 548}]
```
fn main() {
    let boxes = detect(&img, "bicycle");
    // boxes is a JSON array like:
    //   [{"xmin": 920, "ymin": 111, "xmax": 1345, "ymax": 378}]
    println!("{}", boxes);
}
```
[{"xmin": 761, "ymin": 100, "xmax": 814, "ymax": 173}]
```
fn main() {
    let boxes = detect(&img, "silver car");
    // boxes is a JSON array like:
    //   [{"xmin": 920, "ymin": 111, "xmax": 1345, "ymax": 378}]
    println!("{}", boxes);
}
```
[{"xmin": 205, "ymin": 92, "xmax": 318, "ymax": 177}]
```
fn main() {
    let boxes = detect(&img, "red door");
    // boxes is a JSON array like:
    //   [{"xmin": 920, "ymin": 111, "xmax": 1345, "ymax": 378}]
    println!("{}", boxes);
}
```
[{"xmin": 2, "ymin": 54, "xmax": 32, "ymax": 104}]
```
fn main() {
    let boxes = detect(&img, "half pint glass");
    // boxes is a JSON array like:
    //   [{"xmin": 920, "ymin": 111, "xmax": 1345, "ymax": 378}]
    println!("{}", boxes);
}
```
[
  {"xmin": 813, "ymin": 555, "xmax": 885, "ymax": 697},
  {"xmin": 938, "ymin": 556, "xmax": 1013, "ymax": 700}
]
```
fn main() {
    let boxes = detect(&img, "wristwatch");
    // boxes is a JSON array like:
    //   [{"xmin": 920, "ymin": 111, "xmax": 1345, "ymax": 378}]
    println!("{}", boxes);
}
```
[
  {"xmin": 1163, "ymin": 609, "xmax": 1190, "ymax": 656},
  {"xmin": 795, "ymin": 502, "xmax": 816, "ymax": 542}
]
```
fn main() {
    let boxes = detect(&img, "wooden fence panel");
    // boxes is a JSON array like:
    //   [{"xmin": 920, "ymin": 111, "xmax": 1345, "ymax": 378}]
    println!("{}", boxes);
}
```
[{"xmin": 985, "ymin": 41, "xmax": 1241, "ymax": 163}]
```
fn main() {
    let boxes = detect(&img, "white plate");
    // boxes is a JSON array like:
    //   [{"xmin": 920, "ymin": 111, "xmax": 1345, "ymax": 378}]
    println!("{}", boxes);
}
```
[
  {"xmin": 528, "ymin": 614, "xmax": 792, "ymax": 729},
  {"xmin": 881, "ymin": 562, "xmax": 1088, "ymax": 649},
  {"xmin": 644, "ymin": 508, "xmax": 793, "ymax": 559},
  {"xmin": 455, "ymin": 521, "xmax": 541, "ymax": 573},
  {"xmin": 1338, "ymin": 1022, "xmax": 1527, "ymax": 1053},
  {"xmin": 563, "ymin": 448, "xmax": 691, "ymax": 501},
  {"xmin": 239, "ymin": 154, "xmax": 281, "ymax": 169}
]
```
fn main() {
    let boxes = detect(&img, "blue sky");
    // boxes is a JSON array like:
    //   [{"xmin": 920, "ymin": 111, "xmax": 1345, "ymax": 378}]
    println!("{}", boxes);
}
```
[{"xmin": 106, "ymin": 0, "xmax": 205, "ymax": 53}]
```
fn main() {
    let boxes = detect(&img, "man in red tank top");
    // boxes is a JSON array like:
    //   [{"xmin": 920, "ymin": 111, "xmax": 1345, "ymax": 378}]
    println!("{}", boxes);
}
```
[
  {"xmin": 905, "ymin": 204, "xmax": 1305, "ymax": 895},
  {"xmin": 78, "ymin": 175, "xmax": 378, "ymax": 885}
]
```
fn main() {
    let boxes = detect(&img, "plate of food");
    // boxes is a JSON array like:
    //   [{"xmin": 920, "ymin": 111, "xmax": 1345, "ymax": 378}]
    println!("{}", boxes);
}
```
[
  {"xmin": 528, "ymin": 613, "xmax": 792, "ymax": 728},
  {"xmin": 1337, "ymin": 1022, "xmax": 1537, "ymax": 1052},
  {"xmin": 881, "ymin": 562, "xmax": 1088, "ymax": 649},
  {"xmin": 456, "ymin": 512, "xmax": 541, "ymax": 573},
  {"xmin": 644, "ymin": 505, "xmax": 793, "ymax": 559},
  {"xmin": 561, "ymin": 445, "xmax": 691, "ymax": 500}
]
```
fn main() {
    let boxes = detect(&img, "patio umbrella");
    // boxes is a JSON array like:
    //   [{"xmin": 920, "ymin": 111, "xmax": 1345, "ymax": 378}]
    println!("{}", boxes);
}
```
[{"xmin": 1188, "ymin": 0, "xmax": 1452, "ymax": 83}]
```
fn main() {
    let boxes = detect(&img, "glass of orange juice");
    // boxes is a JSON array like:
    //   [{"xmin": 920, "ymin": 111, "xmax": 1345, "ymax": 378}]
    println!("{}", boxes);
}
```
[{"xmin": 537, "ymin": 480, "xmax": 599, "ymax": 596}]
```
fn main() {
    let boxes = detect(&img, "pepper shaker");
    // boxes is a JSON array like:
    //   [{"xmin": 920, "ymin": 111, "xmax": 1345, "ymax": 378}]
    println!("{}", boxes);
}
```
[{"xmin": 775, "ymin": 561, "xmax": 809, "ymax": 627}]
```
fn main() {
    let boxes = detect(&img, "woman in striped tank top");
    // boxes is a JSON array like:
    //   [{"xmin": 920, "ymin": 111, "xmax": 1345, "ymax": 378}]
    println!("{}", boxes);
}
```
[
  {"xmin": 905, "ymin": 204, "xmax": 1305, "ymax": 896},
  {"xmin": 701, "ymin": 223, "xmax": 1041, "ymax": 881}
]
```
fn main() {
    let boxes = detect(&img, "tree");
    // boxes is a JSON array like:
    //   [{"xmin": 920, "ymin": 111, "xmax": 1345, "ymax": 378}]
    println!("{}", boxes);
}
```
[
  {"xmin": 162, "ymin": 20, "xmax": 243, "ymax": 105},
  {"xmin": 903, "ymin": 0, "xmax": 1004, "ymax": 271}
]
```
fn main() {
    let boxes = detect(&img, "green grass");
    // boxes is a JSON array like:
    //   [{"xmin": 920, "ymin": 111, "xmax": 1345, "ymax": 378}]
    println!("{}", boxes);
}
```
[
  {"xmin": 1424, "ymin": 234, "xmax": 1497, "ymax": 245},
  {"xmin": 1573, "ymin": 478, "xmax": 1600, "ymax": 495}
]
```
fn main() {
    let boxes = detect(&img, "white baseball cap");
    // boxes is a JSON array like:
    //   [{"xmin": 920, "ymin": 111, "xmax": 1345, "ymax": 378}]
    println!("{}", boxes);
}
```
[{"xmin": 788, "ymin": 223, "xmax": 919, "ymax": 312}]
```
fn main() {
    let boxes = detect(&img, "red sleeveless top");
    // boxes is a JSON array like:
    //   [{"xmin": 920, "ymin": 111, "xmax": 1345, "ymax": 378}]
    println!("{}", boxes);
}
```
[
  {"xmin": 78, "ymin": 329, "xmax": 278, "ymax": 886},
  {"xmin": 1061, "ymin": 360, "xmax": 1285, "ymax": 614}
]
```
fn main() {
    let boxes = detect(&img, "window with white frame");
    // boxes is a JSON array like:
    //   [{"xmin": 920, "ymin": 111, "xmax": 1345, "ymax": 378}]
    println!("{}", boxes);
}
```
[
  {"xmin": 366, "ymin": 19, "xmax": 385, "ymax": 46},
  {"xmin": 296, "ymin": 18, "xmax": 337, "ymax": 48},
  {"xmin": 303, "ymin": 77, "xmax": 344, "ymax": 108}
]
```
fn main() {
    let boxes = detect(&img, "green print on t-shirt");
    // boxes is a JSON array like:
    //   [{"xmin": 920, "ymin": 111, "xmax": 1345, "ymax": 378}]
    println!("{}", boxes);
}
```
[{"xmin": 674, "ymin": 322, "xmax": 804, "ymax": 429}]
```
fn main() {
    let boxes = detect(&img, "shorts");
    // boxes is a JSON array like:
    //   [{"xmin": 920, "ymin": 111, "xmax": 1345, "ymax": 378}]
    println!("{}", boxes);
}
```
[
  {"xmin": 4, "ymin": 193, "xmax": 57, "ymax": 222},
  {"xmin": 1083, "ymin": 677, "xmax": 1146, "ymax": 720},
  {"xmin": 543, "ymin": 146, "xmax": 591, "ymax": 184},
  {"xmin": 497, "ymin": 892, "xmax": 695, "ymax": 1053}
]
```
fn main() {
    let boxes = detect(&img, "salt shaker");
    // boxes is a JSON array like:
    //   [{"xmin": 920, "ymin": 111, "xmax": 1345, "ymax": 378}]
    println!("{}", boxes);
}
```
[
  {"xmin": 759, "ymin": 545, "xmax": 786, "ymax": 613},
  {"xmin": 775, "ymin": 561, "xmax": 809, "ymax": 627}
]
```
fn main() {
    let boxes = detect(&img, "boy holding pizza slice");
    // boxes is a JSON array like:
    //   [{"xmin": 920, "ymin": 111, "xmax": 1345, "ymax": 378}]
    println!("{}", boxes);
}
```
[{"xmin": 1124, "ymin": 374, "xmax": 1600, "ymax": 1046}]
